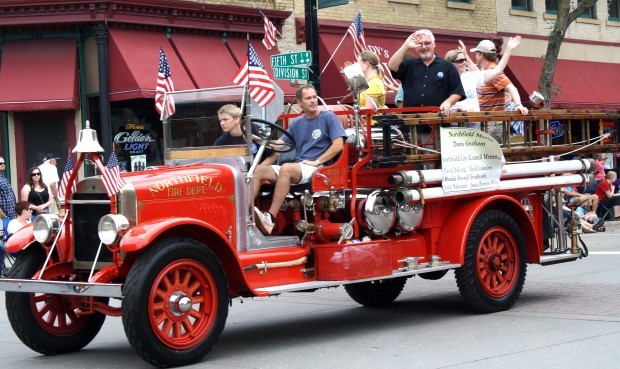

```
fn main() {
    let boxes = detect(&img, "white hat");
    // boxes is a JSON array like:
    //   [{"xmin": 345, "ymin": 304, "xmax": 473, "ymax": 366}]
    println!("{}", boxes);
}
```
[{"xmin": 470, "ymin": 40, "xmax": 496, "ymax": 53}]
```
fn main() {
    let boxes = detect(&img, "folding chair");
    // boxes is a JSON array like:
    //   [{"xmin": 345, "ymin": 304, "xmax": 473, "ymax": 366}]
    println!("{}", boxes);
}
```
[{"xmin": 596, "ymin": 203, "xmax": 615, "ymax": 221}]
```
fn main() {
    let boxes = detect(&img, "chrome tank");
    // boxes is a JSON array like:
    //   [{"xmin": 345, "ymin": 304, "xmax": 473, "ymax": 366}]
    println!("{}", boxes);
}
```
[
  {"xmin": 364, "ymin": 190, "xmax": 396, "ymax": 235},
  {"xmin": 396, "ymin": 203, "xmax": 424, "ymax": 233}
]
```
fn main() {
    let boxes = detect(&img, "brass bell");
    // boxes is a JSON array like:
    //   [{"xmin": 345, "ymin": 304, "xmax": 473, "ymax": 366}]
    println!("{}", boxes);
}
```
[{"xmin": 72, "ymin": 120, "xmax": 105, "ymax": 153}]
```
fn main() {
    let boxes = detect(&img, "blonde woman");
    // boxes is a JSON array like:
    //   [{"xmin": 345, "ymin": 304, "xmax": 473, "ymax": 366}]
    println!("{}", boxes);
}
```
[{"xmin": 356, "ymin": 50, "xmax": 387, "ymax": 111}]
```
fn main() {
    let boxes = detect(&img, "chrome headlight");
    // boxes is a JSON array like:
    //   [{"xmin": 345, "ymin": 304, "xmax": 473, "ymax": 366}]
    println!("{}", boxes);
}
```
[
  {"xmin": 98, "ymin": 214, "xmax": 129, "ymax": 245},
  {"xmin": 33, "ymin": 214, "xmax": 61, "ymax": 244}
]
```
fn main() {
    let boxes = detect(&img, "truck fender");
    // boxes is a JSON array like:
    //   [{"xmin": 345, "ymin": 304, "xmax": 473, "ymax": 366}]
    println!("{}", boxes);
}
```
[
  {"xmin": 118, "ymin": 217, "xmax": 268, "ymax": 297},
  {"xmin": 119, "ymin": 217, "xmax": 230, "ymax": 252},
  {"xmin": 436, "ymin": 195, "xmax": 538, "ymax": 265},
  {"xmin": 5, "ymin": 224, "xmax": 36, "ymax": 253}
]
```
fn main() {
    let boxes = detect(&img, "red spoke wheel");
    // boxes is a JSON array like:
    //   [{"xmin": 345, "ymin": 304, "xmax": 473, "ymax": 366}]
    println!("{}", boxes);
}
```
[
  {"xmin": 475, "ymin": 226, "xmax": 519, "ymax": 298},
  {"xmin": 6, "ymin": 247, "xmax": 106, "ymax": 355},
  {"xmin": 149, "ymin": 259, "xmax": 218, "ymax": 350},
  {"xmin": 122, "ymin": 237, "xmax": 228, "ymax": 367},
  {"xmin": 455, "ymin": 210, "xmax": 526, "ymax": 313}
]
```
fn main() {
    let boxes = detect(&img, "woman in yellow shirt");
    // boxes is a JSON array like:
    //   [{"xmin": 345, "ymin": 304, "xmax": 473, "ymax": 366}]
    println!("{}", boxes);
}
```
[{"xmin": 357, "ymin": 50, "xmax": 387, "ymax": 110}]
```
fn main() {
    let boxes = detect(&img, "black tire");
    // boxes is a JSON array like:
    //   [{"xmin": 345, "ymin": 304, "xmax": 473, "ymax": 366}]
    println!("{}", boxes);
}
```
[
  {"xmin": 418, "ymin": 270, "xmax": 448, "ymax": 280},
  {"xmin": 455, "ymin": 210, "xmax": 527, "ymax": 313},
  {"xmin": 344, "ymin": 277, "xmax": 407, "ymax": 307},
  {"xmin": 122, "ymin": 237, "xmax": 229, "ymax": 368},
  {"xmin": 5, "ymin": 246, "xmax": 106, "ymax": 354}
]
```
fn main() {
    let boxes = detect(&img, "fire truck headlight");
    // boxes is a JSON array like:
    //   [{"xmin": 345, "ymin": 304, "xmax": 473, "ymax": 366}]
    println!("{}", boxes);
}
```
[
  {"xmin": 33, "ymin": 214, "xmax": 61, "ymax": 244},
  {"xmin": 98, "ymin": 214, "xmax": 129, "ymax": 245}
]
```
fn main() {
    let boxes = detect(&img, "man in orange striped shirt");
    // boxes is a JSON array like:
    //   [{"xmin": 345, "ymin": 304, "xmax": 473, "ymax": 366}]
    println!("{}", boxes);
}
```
[{"xmin": 471, "ymin": 40, "xmax": 528, "ymax": 143}]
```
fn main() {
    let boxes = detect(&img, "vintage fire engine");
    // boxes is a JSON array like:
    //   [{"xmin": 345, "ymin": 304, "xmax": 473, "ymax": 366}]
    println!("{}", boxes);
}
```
[{"xmin": 0, "ymin": 86, "xmax": 617, "ymax": 367}]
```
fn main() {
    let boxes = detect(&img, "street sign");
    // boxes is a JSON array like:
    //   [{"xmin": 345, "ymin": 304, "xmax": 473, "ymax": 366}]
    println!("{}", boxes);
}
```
[
  {"xmin": 273, "ymin": 66, "xmax": 309, "ymax": 80},
  {"xmin": 271, "ymin": 51, "xmax": 312, "ymax": 68}
]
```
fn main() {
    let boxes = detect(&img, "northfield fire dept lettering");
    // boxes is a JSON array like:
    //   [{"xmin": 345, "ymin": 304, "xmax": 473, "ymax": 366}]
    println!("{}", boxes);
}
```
[{"xmin": 148, "ymin": 174, "xmax": 223, "ymax": 197}]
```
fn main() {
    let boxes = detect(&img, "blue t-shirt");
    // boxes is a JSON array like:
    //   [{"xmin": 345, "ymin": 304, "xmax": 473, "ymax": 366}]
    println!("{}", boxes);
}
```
[{"xmin": 282, "ymin": 110, "xmax": 346, "ymax": 164}]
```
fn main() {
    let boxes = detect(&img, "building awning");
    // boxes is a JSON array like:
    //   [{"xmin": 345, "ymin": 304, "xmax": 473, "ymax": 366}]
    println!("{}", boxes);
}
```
[
  {"xmin": 506, "ymin": 56, "xmax": 620, "ymax": 110},
  {"xmin": 0, "ymin": 38, "xmax": 79, "ymax": 111},
  {"xmin": 169, "ymin": 33, "xmax": 239, "ymax": 89},
  {"xmin": 108, "ymin": 29, "xmax": 195, "ymax": 101},
  {"xmin": 226, "ymin": 37, "xmax": 299, "ymax": 102}
]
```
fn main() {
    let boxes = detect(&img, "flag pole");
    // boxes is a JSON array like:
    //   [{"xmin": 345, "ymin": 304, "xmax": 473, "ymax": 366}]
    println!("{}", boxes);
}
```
[{"xmin": 319, "ymin": 32, "xmax": 349, "ymax": 77}]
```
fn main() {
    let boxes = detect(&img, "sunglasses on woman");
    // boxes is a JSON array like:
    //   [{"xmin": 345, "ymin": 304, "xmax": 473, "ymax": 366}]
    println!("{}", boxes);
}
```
[{"xmin": 31, "ymin": 172, "xmax": 41, "ymax": 177}]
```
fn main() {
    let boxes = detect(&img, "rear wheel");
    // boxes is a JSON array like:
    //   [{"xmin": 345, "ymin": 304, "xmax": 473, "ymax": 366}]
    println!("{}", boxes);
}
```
[
  {"xmin": 344, "ymin": 277, "xmax": 407, "ymax": 307},
  {"xmin": 455, "ymin": 210, "xmax": 526, "ymax": 313},
  {"xmin": 122, "ymin": 237, "xmax": 229, "ymax": 367},
  {"xmin": 5, "ymin": 247, "xmax": 106, "ymax": 354}
]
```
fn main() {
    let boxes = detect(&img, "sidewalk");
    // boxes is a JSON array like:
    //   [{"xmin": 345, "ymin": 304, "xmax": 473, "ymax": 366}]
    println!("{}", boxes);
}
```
[{"xmin": 602, "ymin": 219, "xmax": 620, "ymax": 232}]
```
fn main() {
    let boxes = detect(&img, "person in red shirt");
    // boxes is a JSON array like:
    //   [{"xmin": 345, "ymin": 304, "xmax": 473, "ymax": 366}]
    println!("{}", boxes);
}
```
[{"xmin": 594, "ymin": 171, "xmax": 620, "ymax": 218}]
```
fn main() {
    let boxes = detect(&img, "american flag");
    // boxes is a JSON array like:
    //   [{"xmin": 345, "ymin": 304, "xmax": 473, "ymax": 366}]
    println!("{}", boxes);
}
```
[
  {"xmin": 346, "ymin": 12, "xmax": 399, "ymax": 96},
  {"xmin": 347, "ymin": 12, "xmax": 367, "ymax": 57},
  {"xmin": 257, "ymin": 8, "xmax": 277, "ymax": 50},
  {"xmin": 101, "ymin": 151, "xmax": 127, "ymax": 197},
  {"xmin": 58, "ymin": 155, "xmax": 77, "ymax": 199},
  {"xmin": 232, "ymin": 43, "xmax": 275, "ymax": 107},
  {"xmin": 155, "ymin": 48, "xmax": 175, "ymax": 119}
]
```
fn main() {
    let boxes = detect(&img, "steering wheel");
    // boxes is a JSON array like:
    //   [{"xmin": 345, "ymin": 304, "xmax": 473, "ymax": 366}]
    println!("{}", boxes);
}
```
[{"xmin": 251, "ymin": 118, "xmax": 296, "ymax": 154}]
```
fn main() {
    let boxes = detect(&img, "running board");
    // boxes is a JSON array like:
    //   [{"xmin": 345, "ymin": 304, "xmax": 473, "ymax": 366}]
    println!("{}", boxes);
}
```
[
  {"xmin": 255, "ymin": 263, "xmax": 461, "ymax": 295},
  {"xmin": 539, "ymin": 253, "xmax": 581, "ymax": 265},
  {"xmin": 0, "ymin": 278, "xmax": 123, "ymax": 298}
]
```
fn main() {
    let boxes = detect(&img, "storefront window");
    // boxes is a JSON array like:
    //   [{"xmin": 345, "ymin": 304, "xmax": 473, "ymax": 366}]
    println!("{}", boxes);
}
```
[
  {"xmin": 89, "ymin": 98, "xmax": 164, "ymax": 172},
  {"xmin": 111, "ymin": 99, "xmax": 164, "ymax": 171}
]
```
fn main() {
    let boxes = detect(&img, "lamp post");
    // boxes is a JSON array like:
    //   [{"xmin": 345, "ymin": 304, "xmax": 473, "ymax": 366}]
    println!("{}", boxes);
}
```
[
  {"xmin": 304, "ymin": 0, "xmax": 321, "ymax": 95},
  {"xmin": 305, "ymin": 0, "xmax": 349, "ymax": 95}
]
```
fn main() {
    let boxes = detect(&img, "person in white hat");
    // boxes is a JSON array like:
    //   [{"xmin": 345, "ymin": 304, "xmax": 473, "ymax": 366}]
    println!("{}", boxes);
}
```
[
  {"xmin": 467, "ymin": 39, "xmax": 528, "ymax": 143},
  {"xmin": 444, "ymin": 36, "xmax": 522, "ymax": 130},
  {"xmin": 38, "ymin": 152, "xmax": 60, "ymax": 215}
]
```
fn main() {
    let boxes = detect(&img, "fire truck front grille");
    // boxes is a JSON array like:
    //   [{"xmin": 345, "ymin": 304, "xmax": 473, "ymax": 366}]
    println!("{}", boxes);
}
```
[{"xmin": 71, "ymin": 193, "xmax": 112, "ymax": 266}]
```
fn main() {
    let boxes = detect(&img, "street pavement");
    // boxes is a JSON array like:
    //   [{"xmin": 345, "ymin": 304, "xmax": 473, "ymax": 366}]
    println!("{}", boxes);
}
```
[{"xmin": 1, "ymin": 223, "xmax": 619, "ymax": 369}]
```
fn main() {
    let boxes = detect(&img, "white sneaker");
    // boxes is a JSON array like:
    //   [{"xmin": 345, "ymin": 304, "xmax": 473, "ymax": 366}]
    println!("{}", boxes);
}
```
[{"xmin": 254, "ymin": 207, "xmax": 275, "ymax": 235}]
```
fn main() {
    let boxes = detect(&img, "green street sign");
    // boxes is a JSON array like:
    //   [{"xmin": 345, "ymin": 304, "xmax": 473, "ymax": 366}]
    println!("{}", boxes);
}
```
[
  {"xmin": 273, "ymin": 66, "xmax": 309, "ymax": 80},
  {"xmin": 271, "ymin": 51, "xmax": 312, "ymax": 68}
]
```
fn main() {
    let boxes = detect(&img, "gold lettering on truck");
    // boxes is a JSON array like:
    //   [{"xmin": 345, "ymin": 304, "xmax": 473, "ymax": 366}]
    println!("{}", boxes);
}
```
[{"xmin": 149, "ymin": 174, "xmax": 224, "ymax": 197}]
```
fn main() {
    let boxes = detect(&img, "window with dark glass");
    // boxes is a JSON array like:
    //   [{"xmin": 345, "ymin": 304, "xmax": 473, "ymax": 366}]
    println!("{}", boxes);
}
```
[
  {"xmin": 546, "ymin": 0, "xmax": 559, "ymax": 14},
  {"xmin": 512, "ymin": 0, "xmax": 533, "ymax": 11},
  {"xmin": 450, "ymin": 0, "xmax": 472, "ymax": 3},
  {"xmin": 609, "ymin": 0, "xmax": 620, "ymax": 20},
  {"xmin": 579, "ymin": 0, "xmax": 597, "ymax": 18}
]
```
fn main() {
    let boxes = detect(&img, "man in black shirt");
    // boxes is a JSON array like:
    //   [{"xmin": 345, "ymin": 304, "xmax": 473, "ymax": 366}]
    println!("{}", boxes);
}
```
[{"xmin": 388, "ymin": 29, "xmax": 465, "ymax": 115}]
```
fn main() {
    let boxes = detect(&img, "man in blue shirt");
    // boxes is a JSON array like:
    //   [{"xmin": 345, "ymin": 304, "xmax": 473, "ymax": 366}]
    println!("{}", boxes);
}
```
[
  {"xmin": 252, "ymin": 85, "xmax": 346, "ymax": 235},
  {"xmin": 0, "ymin": 156, "xmax": 17, "ymax": 276},
  {"xmin": 0, "ymin": 157, "xmax": 16, "ymax": 221}
]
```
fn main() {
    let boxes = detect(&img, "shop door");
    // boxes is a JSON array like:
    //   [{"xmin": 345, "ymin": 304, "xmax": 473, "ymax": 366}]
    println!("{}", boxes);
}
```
[{"xmin": 14, "ymin": 111, "xmax": 75, "ymax": 192}]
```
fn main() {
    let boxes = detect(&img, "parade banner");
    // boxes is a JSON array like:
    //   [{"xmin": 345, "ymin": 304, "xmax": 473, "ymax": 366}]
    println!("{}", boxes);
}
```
[{"xmin": 440, "ymin": 128, "xmax": 505, "ymax": 193}]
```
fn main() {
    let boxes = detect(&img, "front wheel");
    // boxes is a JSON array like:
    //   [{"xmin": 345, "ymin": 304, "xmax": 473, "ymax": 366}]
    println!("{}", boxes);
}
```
[
  {"xmin": 344, "ymin": 277, "xmax": 407, "ymax": 307},
  {"xmin": 455, "ymin": 210, "xmax": 527, "ymax": 313},
  {"xmin": 122, "ymin": 237, "xmax": 229, "ymax": 367},
  {"xmin": 6, "ymin": 246, "xmax": 106, "ymax": 354}
]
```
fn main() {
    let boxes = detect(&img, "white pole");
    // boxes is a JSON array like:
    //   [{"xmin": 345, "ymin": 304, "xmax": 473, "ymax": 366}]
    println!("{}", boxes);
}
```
[
  {"xmin": 391, "ymin": 159, "xmax": 595, "ymax": 186},
  {"xmin": 395, "ymin": 174, "xmax": 587, "ymax": 205},
  {"xmin": 320, "ymin": 32, "xmax": 349, "ymax": 77}
]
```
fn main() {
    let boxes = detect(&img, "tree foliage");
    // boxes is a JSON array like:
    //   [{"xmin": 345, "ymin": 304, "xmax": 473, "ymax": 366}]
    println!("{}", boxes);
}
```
[{"xmin": 538, "ymin": 0, "xmax": 599, "ymax": 108}]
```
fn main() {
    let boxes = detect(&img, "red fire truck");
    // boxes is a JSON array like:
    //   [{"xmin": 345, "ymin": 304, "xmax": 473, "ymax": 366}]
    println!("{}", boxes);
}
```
[{"xmin": 0, "ymin": 86, "xmax": 615, "ymax": 367}]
